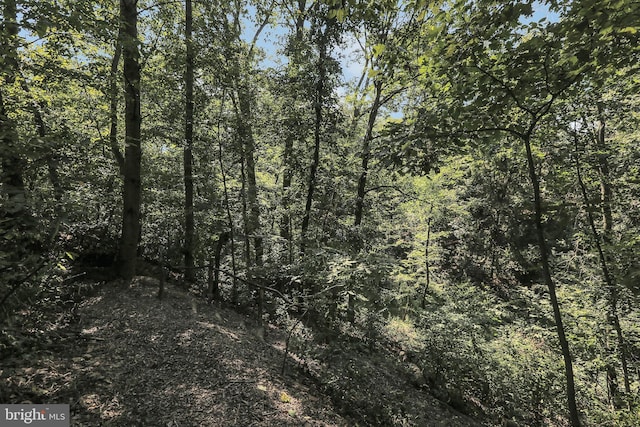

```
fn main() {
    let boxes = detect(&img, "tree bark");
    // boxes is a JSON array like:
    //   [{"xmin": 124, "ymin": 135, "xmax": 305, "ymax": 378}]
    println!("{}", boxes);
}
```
[
  {"xmin": 117, "ymin": 0, "xmax": 143, "ymax": 280},
  {"xmin": 523, "ymin": 133, "xmax": 580, "ymax": 426},
  {"xmin": 208, "ymin": 231, "xmax": 230, "ymax": 302},
  {"xmin": 239, "ymin": 151, "xmax": 251, "ymax": 267},
  {"xmin": 421, "ymin": 214, "xmax": 432, "ymax": 309},
  {"xmin": 109, "ymin": 27, "xmax": 125, "ymax": 175},
  {"xmin": 281, "ymin": 131, "xmax": 294, "ymax": 251},
  {"xmin": 183, "ymin": 0, "xmax": 196, "ymax": 283}
]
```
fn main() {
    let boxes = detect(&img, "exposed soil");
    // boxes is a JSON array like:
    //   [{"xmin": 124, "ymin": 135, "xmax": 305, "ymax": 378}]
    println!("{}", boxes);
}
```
[{"xmin": 1, "ymin": 276, "xmax": 482, "ymax": 426}]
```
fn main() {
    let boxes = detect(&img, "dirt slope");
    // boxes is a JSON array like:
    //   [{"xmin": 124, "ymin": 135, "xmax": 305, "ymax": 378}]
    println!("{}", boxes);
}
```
[{"xmin": 1, "ymin": 277, "xmax": 482, "ymax": 426}]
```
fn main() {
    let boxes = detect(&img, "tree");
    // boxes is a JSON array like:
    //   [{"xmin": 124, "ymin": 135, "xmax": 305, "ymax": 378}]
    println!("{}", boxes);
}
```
[
  {"xmin": 3, "ymin": 1, "xmax": 639, "ymax": 423},
  {"xmin": 350, "ymin": 0, "xmax": 411, "ymax": 228},
  {"xmin": 1, "ymin": 0, "xmax": 27, "ymax": 223},
  {"xmin": 117, "ymin": 0, "xmax": 143, "ymax": 280},
  {"xmin": 300, "ymin": 2, "xmax": 338, "ymax": 253},
  {"xmin": 562, "ymin": 91, "xmax": 633, "ymax": 404},
  {"xmin": 279, "ymin": 0, "xmax": 310, "ymax": 260},
  {"xmin": 406, "ymin": 2, "xmax": 589, "ymax": 424},
  {"xmin": 184, "ymin": 0, "xmax": 196, "ymax": 282},
  {"xmin": 222, "ymin": 1, "xmax": 274, "ymax": 270},
  {"xmin": 109, "ymin": 20, "xmax": 125, "ymax": 175}
]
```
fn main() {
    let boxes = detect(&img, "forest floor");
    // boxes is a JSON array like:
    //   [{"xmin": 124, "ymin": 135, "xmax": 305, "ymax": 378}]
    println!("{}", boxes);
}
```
[{"xmin": 1, "ymin": 273, "xmax": 482, "ymax": 426}]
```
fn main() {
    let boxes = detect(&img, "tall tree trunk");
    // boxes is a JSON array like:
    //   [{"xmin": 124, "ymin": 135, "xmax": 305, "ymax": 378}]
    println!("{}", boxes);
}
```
[
  {"xmin": 353, "ymin": 80, "xmax": 383, "ymax": 227},
  {"xmin": 421, "ymin": 213, "xmax": 432, "ymax": 309},
  {"xmin": 5, "ymin": 7, "xmax": 62, "ymax": 244},
  {"xmin": 595, "ymin": 112, "xmax": 630, "ymax": 395},
  {"xmin": 347, "ymin": 80, "xmax": 383, "ymax": 323},
  {"xmin": 208, "ymin": 231, "xmax": 230, "ymax": 302},
  {"xmin": 281, "ymin": 130, "xmax": 294, "ymax": 255},
  {"xmin": 300, "ymin": 32, "xmax": 326, "ymax": 253},
  {"xmin": 183, "ymin": 0, "xmax": 196, "ymax": 282},
  {"xmin": 239, "ymin": 153, "xmax": 251, "ymax": 267},
  {"xmin": 235, "ymin": 82, "xmax": 263, "ymax": 323},
  {"xmin": 572, "ymin": 113, "xmax": 631, "ymax": 400},
  {"xmin": 572, "ymin": 128, "xmax": 617, "ymax": 398},
  {"xmin": 0, "ymin": 0, "xmax": 27, "ymax": 221},
  {"xmin": 523, "ymin": 133, "xmax": 580, "ymax": 426},
  {"xmin": 0, "ymin": 95, "xmax": 25, "ymax": 219},
  {"xmin": 227, "ymin": 0, "xmax": 266, "ymax": 271},
  {"xmin": 236, "ymin": 86, "xmax": 263, "ymax": 268},
  {"xmin": 117, "ymin": 0, "xmax": 143, "ymax": 280},
  {"xmin": 217, "ymin": 95, "xmax": 238, "ymax": 302},
  {"xmin": 280, "ymin": 0, "xmax": 307, "ymax": 260}
]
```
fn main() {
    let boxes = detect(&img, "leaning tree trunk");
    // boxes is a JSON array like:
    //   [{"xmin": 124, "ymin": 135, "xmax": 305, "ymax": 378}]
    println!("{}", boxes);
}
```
[
  {"xmin": 347, "ymin": 80, "xmax": 383, "ymax": 324},
  {"xmin": 523, "ymin": 132, "xmax": 580, "ymax": 427},
  {"xmin": 573, "ymin": 115, "xmax": 630, "ymax": 402},
  {"xmin": 594, "ymin": 112, "xmax": 630, "ymax": 396},
  {"xmin": 183, "ymin": 0, "xmax": 196, "ymax": 283},
  {"xmin": 117, "ymin": 0, "xmax": 143, "ymax": 280},
  {"xmin": 353, "ymin": 80, "xmax": 383, "ymax": 228}
]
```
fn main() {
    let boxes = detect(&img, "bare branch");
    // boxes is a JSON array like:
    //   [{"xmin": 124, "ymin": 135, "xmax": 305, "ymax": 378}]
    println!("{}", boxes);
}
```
[{"xmin": 248, "ymin": 0, "xmax": 277, "ymax": 59}]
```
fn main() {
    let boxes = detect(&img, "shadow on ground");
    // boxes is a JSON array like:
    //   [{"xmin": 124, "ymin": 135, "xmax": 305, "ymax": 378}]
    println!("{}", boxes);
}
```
[{"xmin": 1, "ymin": 277, "xmax": 481, "ymax": 426}]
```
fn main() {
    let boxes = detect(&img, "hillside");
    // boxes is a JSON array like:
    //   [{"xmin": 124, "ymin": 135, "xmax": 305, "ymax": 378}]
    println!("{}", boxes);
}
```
[
  {"xmin": 1, "ymin": 276, "xmax": 481, "ymax": 426},
  {"xmin": 3, "ymin": 0, "xmax": 639, "ymax": 425}
]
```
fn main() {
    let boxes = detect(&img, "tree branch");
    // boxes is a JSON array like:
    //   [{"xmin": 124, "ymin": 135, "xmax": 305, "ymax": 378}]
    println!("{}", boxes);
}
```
[
  {"xmin": 248, "ymin": 0, "xmax": 276, "ymax": 59},
  {"xmin": 472, "ymin": 63, "xmax": 535, "ymax": 116}
]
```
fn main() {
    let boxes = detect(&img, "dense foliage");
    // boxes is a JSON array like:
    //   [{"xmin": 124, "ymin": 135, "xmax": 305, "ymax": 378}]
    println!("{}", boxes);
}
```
[{"xmin": 1, "ymin": 0, "xmax": 639, "ymax": 425}]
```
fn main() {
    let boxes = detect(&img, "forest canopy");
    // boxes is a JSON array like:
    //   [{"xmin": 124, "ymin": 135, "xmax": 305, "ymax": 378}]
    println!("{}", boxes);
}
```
[{"xmin": 1, "ymin": 0, "xmax": 639, "ymax": 425}]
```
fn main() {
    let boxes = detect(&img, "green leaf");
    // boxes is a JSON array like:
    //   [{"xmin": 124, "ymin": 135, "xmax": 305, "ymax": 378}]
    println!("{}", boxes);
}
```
[
  {"xmin": 35, "ymin": 19, "xmax": 50, "ymax": 38},
  {"xmin": 600, "ymin": 26, "xmax": 614, "ymax": 36},
  {"xmin": 335, "ymin": 8, "xmax": 347, "ymax": 22},
  {"xmin": 372, "ymin": 43, "xmax": 386, "ymax": 57}
]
